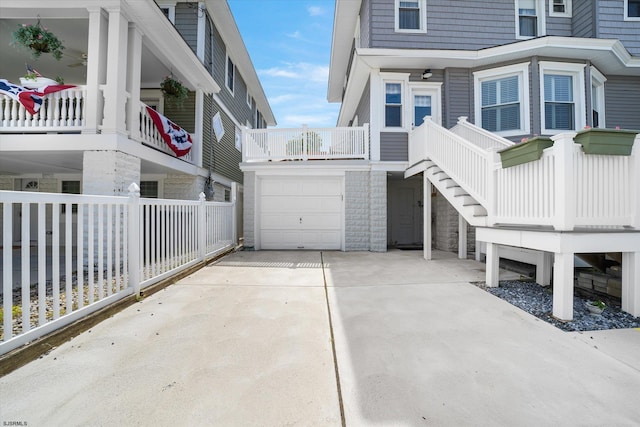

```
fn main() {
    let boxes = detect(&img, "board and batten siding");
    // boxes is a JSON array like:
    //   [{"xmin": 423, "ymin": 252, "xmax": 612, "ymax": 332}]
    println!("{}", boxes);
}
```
[
  {"xmin": 604, "ymin": 76, "xmax": 640, "ymax": 130},
  {"xmin": 597, "ymin": 0, "xmax": 640, "ymax": 56},
  {"xmin": 572, "ymin": 0, "xmax": 595, "ymax": 38},
  {"xmin": 380, "ymin": 132, "xmax": 408, "ymax": 161}
]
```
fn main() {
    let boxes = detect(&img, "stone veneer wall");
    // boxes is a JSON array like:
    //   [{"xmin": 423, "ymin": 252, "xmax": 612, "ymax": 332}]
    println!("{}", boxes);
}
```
[
  {"xmin": 163, "ymin": 174, "xmax": 206, "ymax": 200},
  {"xmin": 82, "ymin": 151, "xmax": 141, "ymax": 196},
  {"xmin": 345, "ymin": 171, "xmax": 369, "ymax": 250},
  {"xmin": 369, "ymin": 170, "xmax": 387, "ymax": 252},
  {"xmin": 242, "ymin": 171, "xmax": 255, "ymax": 249}
]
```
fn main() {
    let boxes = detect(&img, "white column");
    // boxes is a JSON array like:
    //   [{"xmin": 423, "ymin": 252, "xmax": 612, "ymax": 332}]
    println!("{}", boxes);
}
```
[
  {"xmin": 84, "ymin": 7, "xmax": 108, "ymax": 134},
  {"xmin": 537, "ymin": 252, "xmax": 553, "ymax": 286},
  {"xmin": 486, "ymin": 242, "xmax": 499, "ymax": 287},
  {"xmin": 458, "ymin": 215, "xmax": 467, "ymax": 259},
  {"xmin": 552, "ymin": 252, "xmax": 574, "ymax": 321},
  {"xmin": 126, "ymin": 24, "xmax": 143, "ymax": 141},
  {"xmin": 102, "ymin": 7, "xmax": 129, "ymax": 135},
  {"xmin": 475, "ymin": 240, "xmax": 482, "ymax": 262},
  {"xmin": 551, "ymin": 133, "xmax": 577, "ymax": 231},
  {"xmin": 423, "ymin": 174, "xmax": 432, "ymax": 260},
  {"xmin": 622, "ymin": 252, "xmax": 640, "ymax": 317},
  {"xmin": 196, "ymin": 2, "xmax": 206, "ymax": 61},
  {"xmin": 193, "ymin": 89, "xmax": 205, "ymax": 168}
]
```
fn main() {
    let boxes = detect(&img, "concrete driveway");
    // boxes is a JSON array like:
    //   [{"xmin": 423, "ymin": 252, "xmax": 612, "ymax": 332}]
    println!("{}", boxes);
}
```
[{"xmin": 1, "ymin": 250, "xmax": 640, "ymax": 426}]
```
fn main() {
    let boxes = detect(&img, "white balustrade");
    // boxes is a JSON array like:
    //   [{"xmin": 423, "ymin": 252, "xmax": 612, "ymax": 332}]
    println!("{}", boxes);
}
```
[
  {"xmin": 243, "ymin": 124, "xmax": 369, "ymax": 162},
  {"xmin": 0, "ymin": 87, "xmax": 86, "ymax": 131},
  {"xmin": 450, "ymin": 116, "xmax": 514, "ymax": 150},
  {"xmin": 1, "ymin": 189, "xmax": 236, "ymax": 355}
]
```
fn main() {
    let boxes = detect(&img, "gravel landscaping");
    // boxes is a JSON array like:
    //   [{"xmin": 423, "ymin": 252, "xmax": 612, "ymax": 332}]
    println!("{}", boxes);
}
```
[{"xmin": 474, "ymin": 280, "xmax": 640, "ymax": 332}]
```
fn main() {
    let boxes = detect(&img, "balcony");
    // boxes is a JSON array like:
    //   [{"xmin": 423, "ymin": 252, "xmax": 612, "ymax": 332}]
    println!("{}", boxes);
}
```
[{"xmin": 242, "ymin": 125, "xmax": 369, "ymax": 162}]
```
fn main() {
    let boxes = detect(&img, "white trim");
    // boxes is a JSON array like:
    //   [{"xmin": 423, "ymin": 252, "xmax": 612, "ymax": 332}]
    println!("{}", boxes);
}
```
[
  {"xmin": 590, "ymin": 66, "xmax": 607, "ymax": 129},
  {"xmin": 394, "ymin": 0, "xmax": 427, "ymax": 33},
  {"xmin": 473, "ymin": 63, "xmax": 531, "ymax": 137},
  {"xmin": 380, "ymin": 72, "xmax": 410, "ymax": 132},
  {"xmin": 246, "ymin": 91, "xmax": 252, "ymax": 108},
  {"xmin": 625, "ymin": 0, "xmax": 640, "ymax": 20},
  {"xmin": 225, "ymin": 53, "xmax": 235, "ymax": 95},
  {"xmin": 549, "ymin": 0, "xmax": 572, "ymax": 17},
  {"xmin": 539, "ymin": 61, "xmax": 586, "ymax": 135},
  {"xmin": 515, "ymin": 0, "xmax": 546, "ymax": 39},
  {"xmin": 157, "ymin": 2, "xmax": 176, "ymax": 24}
]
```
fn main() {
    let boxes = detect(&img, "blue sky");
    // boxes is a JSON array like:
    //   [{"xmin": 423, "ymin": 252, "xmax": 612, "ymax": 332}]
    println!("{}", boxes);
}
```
[{"xmin": 228, "ymin": 0, "xmax": 340, "ymax": 128}]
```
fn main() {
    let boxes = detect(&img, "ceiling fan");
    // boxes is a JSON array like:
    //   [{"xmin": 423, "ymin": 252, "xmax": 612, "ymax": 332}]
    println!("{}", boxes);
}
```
[{"xmin": 66, "ymin": 51, "xmax": 88, "ymax": 68}]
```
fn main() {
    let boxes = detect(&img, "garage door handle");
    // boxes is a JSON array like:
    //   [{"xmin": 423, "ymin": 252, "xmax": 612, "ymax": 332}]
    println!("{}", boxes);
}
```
[{"xmin": 299, "ymin": 217, "xmax": 302, "ymax": 224}]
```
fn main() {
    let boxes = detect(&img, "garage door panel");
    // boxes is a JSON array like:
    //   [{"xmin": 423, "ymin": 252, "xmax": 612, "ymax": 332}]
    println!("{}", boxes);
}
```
[
  {"xmin": 261, "ymin": 214, "xmax": 300, "ymax": 228},
  {"xmin": 301, "ymin": 213, "xmax": 341, "ymax": 228}
]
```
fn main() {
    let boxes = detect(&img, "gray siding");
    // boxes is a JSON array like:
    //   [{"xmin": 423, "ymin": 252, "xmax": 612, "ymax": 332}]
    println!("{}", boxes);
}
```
[
  {"xmin": 597, "ymin": 0, "xmax": 640, "ymax": 56},
  {"xmin": 444, "ymin": 68, "xmax": 472, "ymax": 128},
  {"xmin": 354, "ymin": 78, "xmax": 371, "ymax": 125},
  {"xmin": 605, "ymin": 76, "xmax": 640, "ymax": 129},
  {"xmin": 573, "ymin": 0, "xmax": 595, "ymax": 37},
  {"xmin": 380, "ymin": 132, "xmax": 408, "ymax": 161},
  {"xmin": 164, "ymin": 92, "xmax": 196, "ymax": 133},
  {"xmin": 206, "ymin": 95, "xmax": 243, "ymax": 183},
  {"xmin": 175, "ymin": 3, "xmax": 197, "ymax": 53},
  {"xmin": 360, "ymin": 0, "xmax": 371, "ymax": 48}
]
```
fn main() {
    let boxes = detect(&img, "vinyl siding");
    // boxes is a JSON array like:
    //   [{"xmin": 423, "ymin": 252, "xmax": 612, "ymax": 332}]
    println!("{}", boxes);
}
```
[
  {"xmin": 380, "ymin": 132, "xmax": 408, "ymax": 161},
  {"xmin": 164, "ymin": 92, "xmax": 196, "ymax": 133},
  {"xmin": 360, "ymin": 0, "xmax": 372, "ymax": 48},
  {"xmin": 605, "ymin": 76, "xmax": 640, "ymax": 129},
  {"xmin": 597, "ymin": 0, "xmax": 640, "ymax": 55},
  {"xmin": 572, "ymin": 0, "xmax": 595, "ymax": 37},
  {"xmin": 444, "ymin": 68, "xmax": 472, "ymax": 128},
  {"xmin": 175, "ymin": 3, "xmax": 198, "ymax": 53},
  {"xmin": 206, "ymin": 95, "xmax": 244, "ymax": 183},
  {"xmin": 354, "ymin": 78, "xmax": 371, "ymax": 125}
]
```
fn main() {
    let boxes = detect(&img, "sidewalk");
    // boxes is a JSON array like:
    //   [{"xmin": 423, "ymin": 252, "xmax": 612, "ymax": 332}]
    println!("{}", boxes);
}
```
[{"xmin": 1, "ymin": 250, "xmax": 639, "ymax": 426}]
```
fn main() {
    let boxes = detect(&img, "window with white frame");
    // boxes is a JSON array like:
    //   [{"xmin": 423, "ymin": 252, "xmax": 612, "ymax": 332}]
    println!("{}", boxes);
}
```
[
  {"xmin": 385, "ymin": 82, "xmax": 403, "ymax": 127},
  {"xmin": 395, "ymin": 0, "xmax": 427, "ymax": 33},
  {"xmin": 539, "ymin": 62, "xmax": 585, "ymax": 134},
  {"xmin": 246, "ymin": 92, "xmax": 252, "ymax": 108},
  {"xmin": 474, "ymin": 63, "xmax": 530, "ymax": 137},
  {"xmin": 625, "ymin": 0, "xmax": 640, "ymax": 19},
  {"xmin": 226, "ymin": 54, "xmax": 235, "ymax": 94},
  {"xmin": 590, "ymin": 67, "xmax": 606, "ymax": 128},
  {"xmin": 516, "ymin": 0, "xmax": 545, "ymax": 38},
  {"xmin": 158, "ymin": 3, "xmax": 176, "ymax": 24},
  {"xmin": 549, "ymin": 0, "xmax": 571, "ymax": 17}
]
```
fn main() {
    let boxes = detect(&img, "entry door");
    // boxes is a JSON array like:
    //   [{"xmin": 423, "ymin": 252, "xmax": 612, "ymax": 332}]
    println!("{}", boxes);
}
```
[{"xmin": 411, "ymin": 87, "xmax": 441, "ymax": 127}]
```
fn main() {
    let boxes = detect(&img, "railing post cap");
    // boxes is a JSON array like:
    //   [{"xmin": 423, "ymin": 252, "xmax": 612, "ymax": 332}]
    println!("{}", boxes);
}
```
[
  {"xmin": 458, "ymin": 116, "xmax": 468, "ymax": 123},
  {"xmin": 128, "ymin": 182, "xmax": 140, "ymax": 196},
  {"xmin": 199, "ymin": 192, "xmax": 206, "ymax": 202}
]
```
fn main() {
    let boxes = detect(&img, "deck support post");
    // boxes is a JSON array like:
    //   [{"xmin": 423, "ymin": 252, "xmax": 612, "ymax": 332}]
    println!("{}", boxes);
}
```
[
  {"xmin": 423, "ymin": 175, "xmax": 432, "ymax": 260},
  {"xmin": 552, "ymin": 252, "xmax": 574, "ymax": 320},
  {"xmin": 537, "ymin": 252, "xmax": 553, "ymax": 286},
  {"xmin": 458, "ymin": 215, "xmax": 467, "ymax": 259},
  {"xmin": 486, "ymin": 242, "xmax": 499, "ymax": 287},
  {"xmin": 622, "ymin": 252, "xmax": 640, "ymax": 317}
]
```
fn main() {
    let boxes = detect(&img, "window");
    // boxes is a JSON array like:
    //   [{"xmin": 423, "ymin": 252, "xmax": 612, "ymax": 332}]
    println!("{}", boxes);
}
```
[
  {"xmin": 255, "ymin": 110, "xmax": 262, "ymax": 129},
  {"xmin": 235, "ymin": 126, "xmax": 242, "ymax": 151},
  {"xmin": 413, "ymin": 95, "xmax": 431, "ymax": 127},
  {"xmin": 395, "ymin": 0, "xmax": 426, "ymax": 33},
  {"xmin": 385, "ymin": 83, "xmax": 403, "ymax": 127},
  {"xmin": 590, "ymin": 67, "xmax": 606, "ymax": 128},
  {"xmin": 549, "ymin": 0, "xmax": 571, "ymax": 17},
  {"xmin": 158, "ymin": 3, "xmax": 176, "ymax": 24},
  {"xmin": 246, "ymin": 92, "xmax": 252, "ymax": 108},
  {"xmin": 474, "ymin": 63, "xmax": 530, "ymax": 137},
  {"xmin": 224, "ymin": 188, "xmax": 231, "ymax": 202},
  {"xmin": 61, "ymin": 180, "xmax": 80, "ymax": 214},
  {"xmin": 226, "ymin": 55, "xmax": 235, "ymax": 94},
  {"xmin": 140, "ymin": 181, "xmax": 159, "ymax": 198},
  {"xmin": 516, "ymin": 0, "xmax": 544, "ymax": 38},
  {"xmin": 625, "ymin": 0, "xmax": 640, "ymax": 20},
  {"xmin": 539, "ymin": 62, "xmax": 585, "ymax": 134}
]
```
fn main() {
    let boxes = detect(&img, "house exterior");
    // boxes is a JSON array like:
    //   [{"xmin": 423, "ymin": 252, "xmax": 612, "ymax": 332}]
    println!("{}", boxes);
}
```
[{"xmin": 0, "ymin": 0, "xmax": 274, "ymax": 205}]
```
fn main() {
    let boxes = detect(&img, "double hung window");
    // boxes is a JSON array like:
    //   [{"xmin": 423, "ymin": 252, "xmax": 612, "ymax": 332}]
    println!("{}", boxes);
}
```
[
  {"xmin": 543, "ymin": 74, "xmax": 574, "ymax": 130},
  {"xmin": 395, "ymin": 0, "xmax": 426, "ymax": 32},
  {"xmin": 385, "ymin": 83, "xmax": 403, "ymax": 128},
  {"xmin": 226, "ymin": 55, "xmax": 235, "ymax": 94},
  {"xmin": 516, "ymin": 0, "xmax": 544, "ymax": 38}
]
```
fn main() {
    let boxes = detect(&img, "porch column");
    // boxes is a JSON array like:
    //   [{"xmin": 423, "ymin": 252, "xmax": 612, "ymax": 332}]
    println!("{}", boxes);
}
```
[
  {"xmin": 458, "ymin": 215, "xmax": 467, "ymax": 259},
  {"xmin": 552, "ymin": 252, "xmax": 574, "ymax": 321},
  {"xmin": 84, "ymin": 7, "xmax": 108, "ymax": 134},
  {"xmin": 622, "ymin": 252, "xmax": 640, "ymax": 317},
  {"xmin": 423, "ymin": 175, "xmax": 432, "ymax": 260},
  {"xmin": 538, "ymin": 252, "xmax": 553, "ymax": 286},
  {"xmin": 101, "ymin": 7, "xmax": 129, "ymax": 135},
  {"xmin": 485, "ymin": 242, "xmax": 499, "ymax": 287},
  {"xmin": 193, "ymin": 89, "xmax": 205, "ymax": 168},
  {"xmin": 127, "ymin": 24, "xmax": 143, "ymax": 141},
  {"xmin": 552, "ymin": 132, "xmax": 577, "ymax": 231}
]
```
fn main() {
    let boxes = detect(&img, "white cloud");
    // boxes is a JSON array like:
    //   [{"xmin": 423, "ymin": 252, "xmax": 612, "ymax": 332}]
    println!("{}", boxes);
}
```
[
  {"xmin": 259, "ymin": 63, "xmax": 328, "ymax": 83},
  {"xmin": 260, "ymin": 68, "xmax": 301, "ymax": 79},
  {"xmin": 307, "ymin": 6, "xmax": 324, "ymax": 16},
  {"xmin": 286, "ymin": 30, "xmax": 301, "ymax": 39}
]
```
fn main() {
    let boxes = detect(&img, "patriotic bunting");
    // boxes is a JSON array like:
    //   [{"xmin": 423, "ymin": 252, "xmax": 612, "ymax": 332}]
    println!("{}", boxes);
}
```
[
  {"xmin": 145, "ymin": 106, "xmax": 193, "ymax": 157},
  {"xmin": 0, "ymin": 79, "xmax": 76, "ymax": 115}
]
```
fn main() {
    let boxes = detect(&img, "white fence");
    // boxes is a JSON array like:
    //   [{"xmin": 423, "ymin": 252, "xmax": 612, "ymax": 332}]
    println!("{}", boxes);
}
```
[
  {"xmin": 409, "ymin": 120, "xmax": 639, "ymax": 230},
  {"xmin": 0, "ymin": 184, "xmax": 237, "ymax": 355},
  {"xmin": 0, "ymin": 87, "xmax": 86, "ymax": 132},
  {"xmin": 243, "ymin": 124, "xmax": 369, "ymax": 162}
]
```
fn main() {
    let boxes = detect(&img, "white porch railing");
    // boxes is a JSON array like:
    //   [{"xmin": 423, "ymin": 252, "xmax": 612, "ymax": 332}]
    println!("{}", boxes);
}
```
[
  {"xmin": 0, "ymin": 185, "xmax": 236, "ymax": 355},
  {"xmin": 139, "ymin": 103, "xmax": 194, "ymax": 163},
  {"xmin": 408, "ymin": 120, "xmax": 639, "ymax": 230},
  {"xmin": 0, "ymin": 87, "xmax": 86, "ymax": 132},
  {"xmin": 449, "ymin": 116, "xmax": 514, "ymax": 150},
  {"xmin": 243, "ymin": 124, "xmax": 369, "ymax": 162}
]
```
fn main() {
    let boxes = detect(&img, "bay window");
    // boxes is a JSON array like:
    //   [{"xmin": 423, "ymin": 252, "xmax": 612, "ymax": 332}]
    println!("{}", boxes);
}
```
[{"xmin": 539, "ymin": 62, "xmax": 585, "ymax": 134}]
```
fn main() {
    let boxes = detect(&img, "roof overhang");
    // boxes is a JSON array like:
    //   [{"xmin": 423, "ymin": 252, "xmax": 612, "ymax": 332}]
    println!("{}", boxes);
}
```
[
  {"xmin": 328, "ymin": 0, "xmax": 362, "ymax": 103},
  {"xmin": 203, "ymin": 0, "xmax": 276, "ymax": 126}
]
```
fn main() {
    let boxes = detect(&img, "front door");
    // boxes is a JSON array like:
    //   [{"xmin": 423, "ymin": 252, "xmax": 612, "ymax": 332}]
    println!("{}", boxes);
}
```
[{"xmin": 410, "ymin": 85, "xmax": 442, "ymax": 127}]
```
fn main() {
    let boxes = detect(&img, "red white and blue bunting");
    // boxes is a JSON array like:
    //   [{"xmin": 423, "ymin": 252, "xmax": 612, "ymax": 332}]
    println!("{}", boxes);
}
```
[{"xmin": 145, "ymin": 106, "xmax": 193, "ymax": 157}]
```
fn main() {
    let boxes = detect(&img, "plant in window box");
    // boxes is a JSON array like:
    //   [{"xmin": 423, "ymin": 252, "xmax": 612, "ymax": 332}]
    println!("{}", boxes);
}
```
[
  {"xmin": 11, "ymin": 20, "xmax": 65, "ymax": 60},
  {"xmin": 19, "ymin": 65, "xmax": 58, "ymax": 88},
  {"xmin": 574, "ymin": 126, "xmax": 638, "ymax": 156},
  {"xmin": 498, "ymin": 136, "xmax": 554, "ymax": 168},
  {"xmin": 160, "ymin": 75, "xmax": 188, "ymax": 106}
]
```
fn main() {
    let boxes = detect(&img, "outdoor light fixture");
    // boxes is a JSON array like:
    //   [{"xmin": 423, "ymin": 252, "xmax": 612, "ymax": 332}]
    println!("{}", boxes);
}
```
[{"xmin": 422, "ymin": 69, "xmax": 432, "ymax": 79}]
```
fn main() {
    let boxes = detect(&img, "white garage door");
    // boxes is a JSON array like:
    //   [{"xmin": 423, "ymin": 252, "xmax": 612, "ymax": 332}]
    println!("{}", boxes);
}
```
[{"xmin": 259, "ymin": 176, "xmax": 343, "ymax": 250}]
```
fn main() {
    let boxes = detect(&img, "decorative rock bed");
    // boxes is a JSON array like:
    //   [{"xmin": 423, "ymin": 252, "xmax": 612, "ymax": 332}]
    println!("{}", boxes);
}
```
[{"xmin": 473, "ymin": 280, "xmax": 640, "ymax": 332}]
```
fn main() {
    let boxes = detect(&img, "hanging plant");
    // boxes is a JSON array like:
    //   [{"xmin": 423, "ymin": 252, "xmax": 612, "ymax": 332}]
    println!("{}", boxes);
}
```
[
  {"xmin": 11, "ymin": 20, "xmax": 65, "ymax": 60},
  {"xmin": 160, "ymin": 75, "xmax": 188, "ymax": 107}
]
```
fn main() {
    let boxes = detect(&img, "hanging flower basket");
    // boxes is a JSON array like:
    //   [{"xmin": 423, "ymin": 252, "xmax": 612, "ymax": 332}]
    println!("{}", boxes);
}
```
[
  {"xmin": 160, "ymin": 75, "xmax": 188, "ymax": 107},
  {"xmin": 12, "ymin": 21, "xmax": 65, "ymax": 60}
]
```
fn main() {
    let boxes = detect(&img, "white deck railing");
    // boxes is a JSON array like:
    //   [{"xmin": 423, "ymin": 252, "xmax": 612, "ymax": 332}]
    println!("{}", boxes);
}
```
[
  {"xmin": 243, "ymin": 124, "xmax": 369, "ymax": 162},
  {"xmin": 0, "ymin": 87, "xmax": 86, "ymax": 132},
  {"xmin": 449, "ymin": 116, "xmax": 514, "ymax": 150},
  {"xmin": 409, "ymin": 121, "xmax": 639, "ymax": 230},
  {"xmin": 139, "ymin": 103, "xmax": 194, "ymax": 163},
  {"xmin": 0, "ymin": 185, "xmax": 236, "ymax": 355}
]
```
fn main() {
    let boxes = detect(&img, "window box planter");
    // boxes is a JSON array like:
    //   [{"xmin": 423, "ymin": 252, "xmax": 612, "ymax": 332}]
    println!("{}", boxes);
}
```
[
  {"xmin": 498, "ymin": 137, "xmax": 554, "ymax": 168},
  {"xmin": 574, "ymin": 128, "xmax": 638, "ymax": 156}
]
